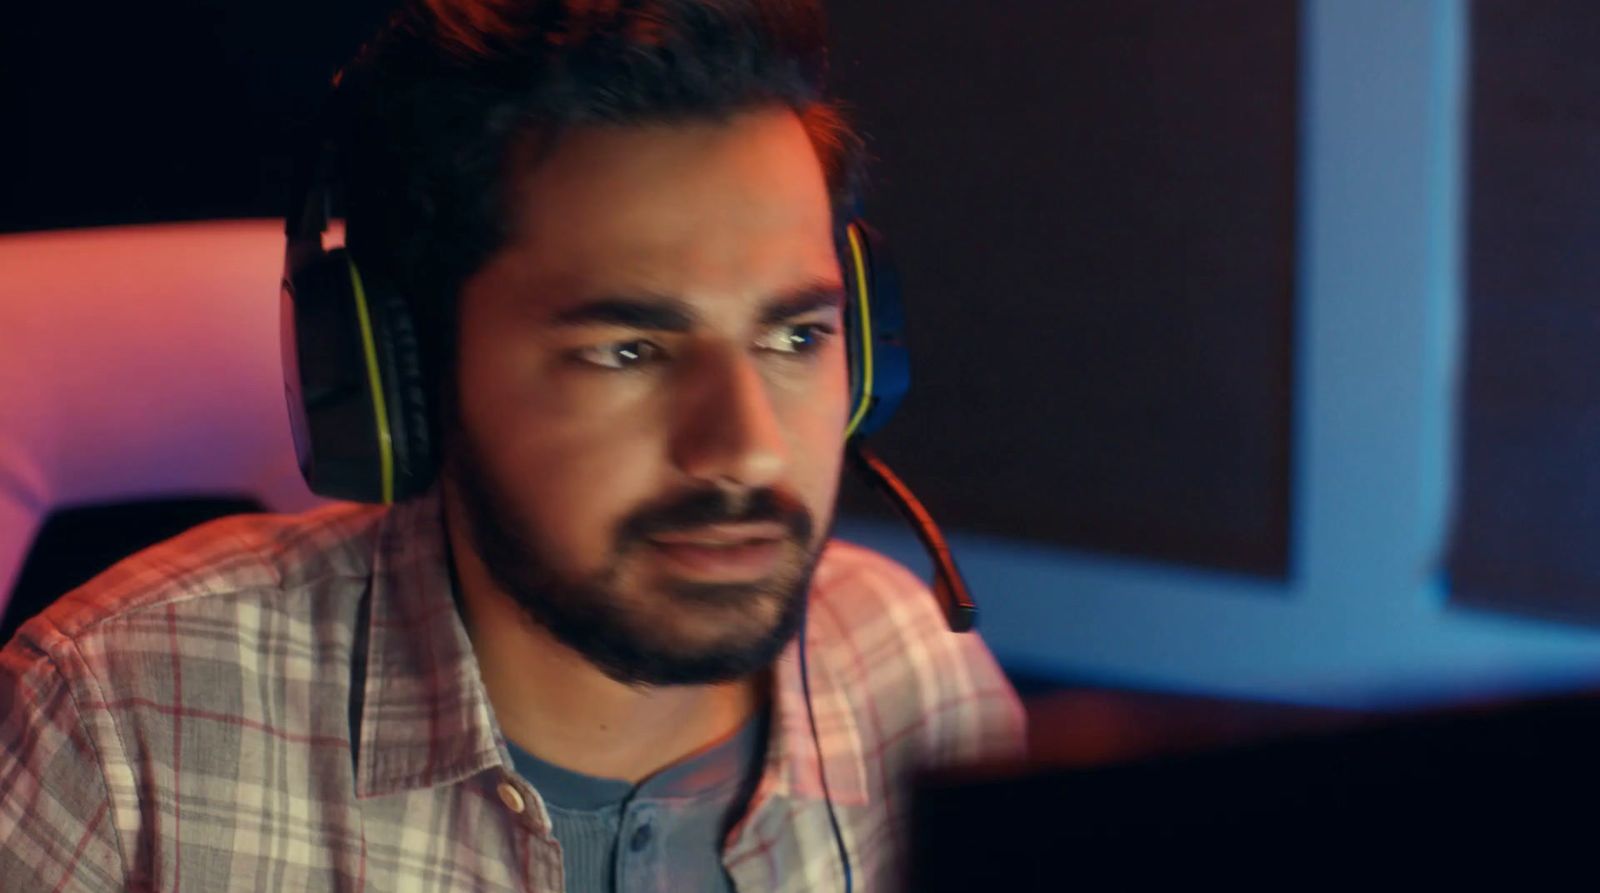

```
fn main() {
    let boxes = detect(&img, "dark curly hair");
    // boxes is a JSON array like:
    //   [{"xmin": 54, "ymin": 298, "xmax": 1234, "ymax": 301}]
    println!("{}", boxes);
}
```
[{"xmin": 336, "ymin": 0, "xmax": 864, "ymax": 399}]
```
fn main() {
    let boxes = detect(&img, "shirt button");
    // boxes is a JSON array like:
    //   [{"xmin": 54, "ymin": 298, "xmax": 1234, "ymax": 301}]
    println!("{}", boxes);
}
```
[
  {"xmin": 629, "ymin": 822, "xmax": 653, "ymax": 852},
  {"xmin": 497, "ymin": 781, "xmax": 526, "ymax": 815}
]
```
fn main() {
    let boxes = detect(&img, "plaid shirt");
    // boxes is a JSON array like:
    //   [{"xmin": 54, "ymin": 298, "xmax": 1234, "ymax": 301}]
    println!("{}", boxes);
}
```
[{"xmin": 0, "ymin": 493, "xmax": 1024, "ymax": 891}]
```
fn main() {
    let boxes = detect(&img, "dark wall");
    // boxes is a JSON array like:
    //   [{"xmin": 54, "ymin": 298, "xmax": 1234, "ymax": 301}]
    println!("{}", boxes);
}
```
[
  {"xmin": 1, "ymin": 0, "xmax": 391, "ymax": 233},
  {"xmin": 829, "ymin": 1, "xmax": 1299, "ymax": 576},
  {"xmin": 1451, "ymin": 0, "xmax": 1600, "ymax": 625}
]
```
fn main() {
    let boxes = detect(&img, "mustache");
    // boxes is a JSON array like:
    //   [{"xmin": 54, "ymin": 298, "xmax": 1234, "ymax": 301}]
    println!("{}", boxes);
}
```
[{"xmin": 617, "ymin": 488, "xmax": 814, "ymax": 544}]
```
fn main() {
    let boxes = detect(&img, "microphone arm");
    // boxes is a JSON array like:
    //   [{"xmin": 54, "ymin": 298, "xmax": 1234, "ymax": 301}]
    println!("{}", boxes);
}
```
[{"xmin": 845, "ymin": 440, "xmax": 978, "ymax": 632}]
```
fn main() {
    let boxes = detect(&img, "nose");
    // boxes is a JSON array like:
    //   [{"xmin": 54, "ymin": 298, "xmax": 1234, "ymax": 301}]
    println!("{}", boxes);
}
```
[{"xmin": 670, "ymin": 346, "xmax": 790, "ymax": 492}]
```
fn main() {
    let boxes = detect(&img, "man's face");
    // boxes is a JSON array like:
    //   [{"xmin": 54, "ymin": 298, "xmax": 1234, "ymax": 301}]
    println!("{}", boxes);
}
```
[{"xmin": 446, "ymin": 107, "xmax": 849, "ymax": 686}]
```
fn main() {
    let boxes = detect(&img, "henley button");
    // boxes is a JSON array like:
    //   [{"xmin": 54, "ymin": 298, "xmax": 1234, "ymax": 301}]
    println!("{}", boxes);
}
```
[
  {"xmin": 497, "ymin": 781, "xmax": 526, "ymax": 815},
  {"xmin": 629, "ymin": 823, "xmax": 653, "ymax": 852}
]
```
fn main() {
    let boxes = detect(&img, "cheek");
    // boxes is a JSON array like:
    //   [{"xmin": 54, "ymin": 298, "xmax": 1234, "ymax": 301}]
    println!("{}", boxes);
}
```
[
  {"xmin": 456, "ymin": 341, "xmax": 665, "ymax": 563},
  {"xmin": 777, "ymin": 356, "xmax": 851, "ymax": 515},
  {"xmin": 477, "ymin": 412, "xmax": 665, "ymax": 568},
  {"xmin": 528, "ymin": 443, "xmax": 656, "ymax": 555}
]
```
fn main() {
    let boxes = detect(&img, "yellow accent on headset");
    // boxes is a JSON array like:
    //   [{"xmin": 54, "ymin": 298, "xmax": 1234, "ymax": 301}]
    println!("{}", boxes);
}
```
[
  {"xmin": 347, "ymin": 258, "xmax": 396, "ymax": 504},
  {"xmin": 844, "ymin": 223, "xmax": 874, "ymax": 438}
]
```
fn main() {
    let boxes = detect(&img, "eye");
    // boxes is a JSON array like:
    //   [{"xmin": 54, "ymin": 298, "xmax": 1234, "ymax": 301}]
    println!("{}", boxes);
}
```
[
  {"xmin": 571, "ymin": 339, "xmax": 664, "ymax": 370},
  {"xmin": 756, "ymin": 323, "xmax": 836, "ymax": 355}
]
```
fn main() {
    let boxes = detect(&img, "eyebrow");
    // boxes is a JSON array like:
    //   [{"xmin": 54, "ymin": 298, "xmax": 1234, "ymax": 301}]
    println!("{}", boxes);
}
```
[
  {"xmin": 759, "ymin": 283, "xmax": 847, "ymax": 326},
  {"xmin": 548, "ymin": 281, "xmax": 847, "ymax": 333},
  {"xmin": 550, "ymin": 297, "xmax": 695, "ymax": 332}
]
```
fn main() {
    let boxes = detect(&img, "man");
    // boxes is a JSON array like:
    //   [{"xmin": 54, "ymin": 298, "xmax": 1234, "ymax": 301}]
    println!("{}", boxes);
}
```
[{"xmin": 0, "ymin": 0, "xmax": 1024, "ymax": 889}]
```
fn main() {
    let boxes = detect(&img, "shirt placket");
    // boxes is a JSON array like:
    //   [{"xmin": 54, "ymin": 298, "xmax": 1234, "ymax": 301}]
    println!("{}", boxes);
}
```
[
  {"xmin": 490, "ymin": 768, "xmax": 568, "ymax": 893},
  {"xmin": 615, "ymin": 799, "xmax": 663, "ymax": 892}
]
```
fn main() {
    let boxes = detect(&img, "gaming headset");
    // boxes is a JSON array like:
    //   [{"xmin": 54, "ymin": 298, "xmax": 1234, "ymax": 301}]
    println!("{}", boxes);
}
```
[{"xmin": 280, "ymin": 101, "xmax": 976, "ymax": 634}]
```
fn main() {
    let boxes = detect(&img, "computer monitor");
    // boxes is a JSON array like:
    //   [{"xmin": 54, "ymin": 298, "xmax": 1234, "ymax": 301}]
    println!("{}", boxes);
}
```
[{"xmin": 910, "ymin": 691, "xmax": 1600, "ymax": 888}]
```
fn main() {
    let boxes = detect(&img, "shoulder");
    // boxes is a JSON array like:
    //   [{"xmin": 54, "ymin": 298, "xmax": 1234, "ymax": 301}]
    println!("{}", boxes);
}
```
[
  {"xmin": 0, "ymin": 500, "xmax": 387, "ymax": 768},
  {"xmin": 811, "ymin": 538, "xmax": 941, "ymax": 628},
  {"xmin": 6, "ymin": 501, "xmax": 384, "ymax": 664},
  {"xmin": 807, "ymin": 539, "xmax": 972, "ymax": 672},
  {"xmin": 0, "ymin": 502, "xmax": 389, "ymax": 882},
  {"xmin": 809, "ymin": 539, "xmax": 1028, "ymax": 767}
]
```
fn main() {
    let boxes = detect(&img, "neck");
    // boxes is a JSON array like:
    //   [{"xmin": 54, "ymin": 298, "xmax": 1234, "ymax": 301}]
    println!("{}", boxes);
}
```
[{"xmin": 442, "ymin": 496, "xmax": 764, "ymax": 785}]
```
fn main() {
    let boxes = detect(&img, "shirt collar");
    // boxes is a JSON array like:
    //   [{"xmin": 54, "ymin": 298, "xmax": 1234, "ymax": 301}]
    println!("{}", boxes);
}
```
[
  {"xmin": 354, "ymin": 491, "xmax": 503, "ymax": 799},
  {"xmin": 351, "ymin": 491, "xmax": 869, "ymax": 806},
  {"xmin": 758, "ymin": 615, "xmax": 871, "ymax": 807}
]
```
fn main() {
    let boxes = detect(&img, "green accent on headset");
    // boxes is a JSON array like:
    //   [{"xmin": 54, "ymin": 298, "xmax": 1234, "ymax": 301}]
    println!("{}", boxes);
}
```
[
  {"xmin": 844, "ymin": 223, "xmax": 874, "ymax": 439},
  {"xmin": 346, "ymin": 257, "xmax": 396, "ymax": 504}
]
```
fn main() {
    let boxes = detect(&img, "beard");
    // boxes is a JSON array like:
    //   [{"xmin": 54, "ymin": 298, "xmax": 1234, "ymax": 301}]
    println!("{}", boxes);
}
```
[{"xmin": 448, "ymin": 433, "xmax": 825, "ymax": 688}]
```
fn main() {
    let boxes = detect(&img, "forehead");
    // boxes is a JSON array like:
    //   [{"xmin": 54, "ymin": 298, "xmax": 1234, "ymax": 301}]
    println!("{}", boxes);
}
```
[{"xmin": 481, "ymin": 107, "xmax": 840, "ymax": 313}]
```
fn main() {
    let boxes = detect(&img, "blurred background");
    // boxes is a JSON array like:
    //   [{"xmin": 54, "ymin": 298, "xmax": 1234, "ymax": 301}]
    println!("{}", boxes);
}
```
[{"xmin": 6, "ymin": 0, "xmax": 1600, "ymax": 759}]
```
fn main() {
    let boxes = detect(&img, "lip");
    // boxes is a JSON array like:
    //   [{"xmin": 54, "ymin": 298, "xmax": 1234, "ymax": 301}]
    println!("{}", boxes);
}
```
[
  {"xmin": 645, "ymin": 525, "xmax": 788, "ymax": 580},
  {"xmin": 647, "ymin": 523, "xmax": 789, "ymax": 547}
]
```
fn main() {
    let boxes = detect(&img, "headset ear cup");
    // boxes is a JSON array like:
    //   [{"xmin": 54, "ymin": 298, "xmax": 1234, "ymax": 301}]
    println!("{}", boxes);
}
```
[
  {"xmin": 281, "ymin": 245, "xmax": 438, "ymax": 503},
  {"xmin": 283, "ymin": 248, "xmax": 388, "ymax": 501},
  {"xmin": 841, "ymin": 225, "xmax": 867, "ymax": 428},
  {"xmin": 333, "ymin": 250, "xmax": 436, "ymax": 501},
  {"xmin": 366, "ymin": 276, "xmax": 435, "ymax": 499},
  {"xmin": 839, "ymin": 220, "xmax": 911, "ymax": 439}
]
